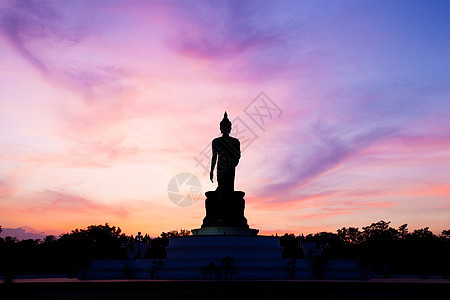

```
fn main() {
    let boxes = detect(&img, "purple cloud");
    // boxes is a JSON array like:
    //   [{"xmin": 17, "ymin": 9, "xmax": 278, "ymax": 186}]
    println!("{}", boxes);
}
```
[
  {"xmin": 0, "ymin": 0, "xmax": 83, "ymax": 73},
  {"xmin": 260, "ymin": 124, "xmax": 396, "ymax": 199},
  {"xmin": 0, "ymin": 0, "xmax": 130, "ymax": 101},
  {"xmin": 168, "ymin": 0, "xmax": 283, "ymax": 59},
  {"xmin": 0, "ymin": 227, "xmax": 47, "ymax": 240}
]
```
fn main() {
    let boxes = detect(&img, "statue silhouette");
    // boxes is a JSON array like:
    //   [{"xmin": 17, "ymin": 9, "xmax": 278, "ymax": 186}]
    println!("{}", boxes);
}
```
[
  {"xmin": 192, "ymin": 111, "xmax": 259, "ymax": 232},
  {"xmin": 197, "ymin": 112, "xmax": 251, "ymax": 229},
  {"xmin": 210, "ymin": 112, "xmax": 241, "ymax": 194}
]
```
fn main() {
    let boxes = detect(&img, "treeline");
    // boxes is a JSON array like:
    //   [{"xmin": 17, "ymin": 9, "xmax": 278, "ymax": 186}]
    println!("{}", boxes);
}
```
[
  {"xmin": 0, "ymin": 224, "xmax": 187, "ymax": 277},
  {"xmin": 279, "ymin": 220, "xmax": 450, "ymax": 276},
  {"xmin": 0, "ymin": 221, "xmax": 449, "ymax": 277}
]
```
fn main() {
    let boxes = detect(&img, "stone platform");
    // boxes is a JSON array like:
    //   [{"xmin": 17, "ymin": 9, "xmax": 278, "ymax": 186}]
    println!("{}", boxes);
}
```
[
  {"xmin": 80, "ymin": 257, "xmax": 363, "ymax": 280},
  {"xmin": 159, "ymin": 234, "xmax": 287, "ymax": 279},
  {"xmin": 166, "ymin": 235, "xmax": 282, "ymax": 259},
  {"xmin": 79, "ymin": 233, "xmax": 363, "ymax": 280}
]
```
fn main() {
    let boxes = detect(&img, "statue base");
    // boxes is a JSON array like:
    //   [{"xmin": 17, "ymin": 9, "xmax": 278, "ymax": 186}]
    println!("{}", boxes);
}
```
[
  {"xmin": 191, "ymin": 226, "xmax": 259, "ymax": 236},
  {"xmin": 201, "ymin": 190, "xmax": 249, "ymax": 228}
]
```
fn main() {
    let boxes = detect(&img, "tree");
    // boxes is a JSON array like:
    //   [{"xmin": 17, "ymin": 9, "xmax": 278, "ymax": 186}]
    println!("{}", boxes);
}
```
[
  {"xmin": 59, "ymin": 223, "xmax": 130, "ymax": 261},
  {"xmin": 398, "ymin": 224, "xmax": 408, "ymax": 239},
  {"xmin": 3, "ymin": 236, "xmax": 18, "ymax": 244},
  {"xmin": 160, "ymin": 229, "xmax": 191, "ymax": 239},
  {"xmin": 145, "ymin": 229, "xmax": 191, "ymax": 259},
  {"xmin": 278, "ymin": 233, "xmax": 303, "ymax": 258},
  {"xmin": 42, "ymin": 235, "xmax": 57, "ymax": 245},
  {"xmin": 361, "ymin": 220, "xmax": 399, "ymax": 242},
  {"xmin": 410, "ymin": 227, "xmax": 436, "ymax": 241},
  {"xmin": 337, "ymin": 227, "xmax": 361, "ymax": 244}
]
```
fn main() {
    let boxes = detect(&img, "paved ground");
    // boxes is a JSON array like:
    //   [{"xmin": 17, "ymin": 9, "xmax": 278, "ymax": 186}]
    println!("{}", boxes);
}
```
[
  {"xmin": 0, "ymin": 278, "xmax": 450, "ymax": 300},
  {"xmin": 6, "ymin": 277, "xmax": 450, "ymax": 284},
  {"xmin": 1, "ymin": 278, "xmax": 450, "ymax": 300}
]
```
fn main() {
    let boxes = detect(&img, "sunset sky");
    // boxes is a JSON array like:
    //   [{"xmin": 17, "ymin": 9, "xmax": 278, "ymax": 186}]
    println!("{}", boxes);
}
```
[{"xmin": 1, "ymin": 0, "xmax": 449, "ymax": 239}]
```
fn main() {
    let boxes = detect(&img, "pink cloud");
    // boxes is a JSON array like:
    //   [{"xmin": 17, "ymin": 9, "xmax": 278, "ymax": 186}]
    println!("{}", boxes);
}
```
[
  {"xmin": 394, "ymin": 184, "xmax": 450, "ymax": 198},
  {"xmin": 0, "ymin": 169, "xmax": 26, "ymax": 198},
  {"xmin": 0, "ymin": 178, "xmax": 16, "ymax": 198},
  {"xmin": 3, "ymin": 133, "xmax": 143, "ymax": 170},
  {"xmin": 24, "ymin": 189, "xmax": 130, "ymax": 219}
]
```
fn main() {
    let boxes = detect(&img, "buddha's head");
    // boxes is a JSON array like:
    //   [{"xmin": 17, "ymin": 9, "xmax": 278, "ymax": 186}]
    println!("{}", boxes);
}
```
[{"xmin": 220, "ymin": 111, "xmax": 232, "ymax": 135}]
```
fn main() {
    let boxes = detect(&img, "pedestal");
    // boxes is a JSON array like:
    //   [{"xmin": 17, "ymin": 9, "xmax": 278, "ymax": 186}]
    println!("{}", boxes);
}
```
[
  {"xmin": 192, "ymin": 226, "xmax": 258, "ymax": 236},
  {"xmin": 201, "ymin": 190, "xmax": 249, "ymax": 228},
  {"xmin": 193, "ymin": 190, "xmax": 258, "ymax": 236}
]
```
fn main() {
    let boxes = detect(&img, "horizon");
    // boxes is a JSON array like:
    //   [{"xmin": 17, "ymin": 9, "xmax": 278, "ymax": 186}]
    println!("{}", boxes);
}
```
[
  {"xmin": 1, "ymin": 0, "xmax": 449, "ymax": 239},
  {"xmin": 0, "ymin": 220, "xmax": 446, "ymax": 241}
]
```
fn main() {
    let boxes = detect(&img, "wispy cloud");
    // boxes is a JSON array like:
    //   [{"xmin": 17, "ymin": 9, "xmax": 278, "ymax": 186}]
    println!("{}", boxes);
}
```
[
  {"xmin": 25, "ymin": 189, "xmax": 130, "ymax": 218},
  {"xmin": 259, "ymin": 124, "xmax": 396, "ymax": 199},
  {"xmin": 168, "ymin": 1, "xmax": 283, "ymax": 60},
  {"xmin": 0, "ymin": 169, "xmax": 25, "ymax": 198},
  {"xmin": 0, "ymin": 0, "xmax": 81, "ymax": 73},
  {"xmin": 0, "ymin": 0, "xmax": 132, "ymax": 101},
  {"xmin": 0, "ymin": 178, "xmax": 16, "ymax": 198}
]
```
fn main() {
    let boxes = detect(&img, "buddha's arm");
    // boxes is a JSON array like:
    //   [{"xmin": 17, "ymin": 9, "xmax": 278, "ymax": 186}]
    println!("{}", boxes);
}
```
[
  {"xmin": 210, "ymin": 143, "xmax": 217, "ymax": 182},
  {"xmin": 235, "ymin": 140, "xmax": 241, "ymax": 165}
]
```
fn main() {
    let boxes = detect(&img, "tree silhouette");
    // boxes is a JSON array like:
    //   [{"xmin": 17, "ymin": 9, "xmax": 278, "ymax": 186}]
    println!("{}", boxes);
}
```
[
  {"xmin": 279, "ymin": 233, "xmax": 304, "ymax": 258},
  {"xmin": 58, "ymin": 223, "xmax": 130, "ymax": 267},
  {"xmin": 398, "ymin": 224, "xmax": 409, "ymax": 239},
  {"xmin": 1, "ymin": 222, "xmax": 449, "ymax": 278},
  {"xmin": 442, "ymin": 230, "xmax": 450, "ymax": 239},
  {"xmin": 337, "ymin": 227, "xmax": 361, "ymax": 245},
  {"xmin": 160, "ymin": 229, "xmax": 191, "ymax": 239}
]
